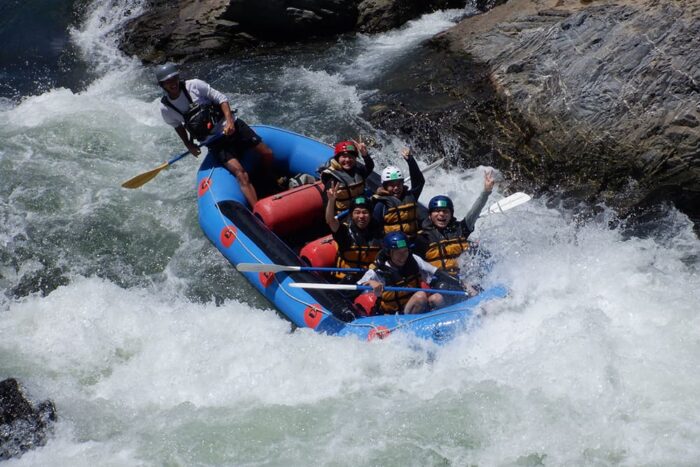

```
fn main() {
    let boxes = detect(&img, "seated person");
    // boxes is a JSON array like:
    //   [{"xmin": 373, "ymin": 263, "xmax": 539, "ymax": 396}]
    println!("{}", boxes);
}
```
[
  {"xmin": 320, "ymin": 140, "xmax": 374, "ymax": 216},
  {"xmin": 357, "ymin": 232, "xmax": 444, "ymax": 315},
  {"xmin": 155, "ymin": 63, "xmax": 273, "ymax": 207},
  {"xmin": 414, "ymin": 170, "xmax": 495, "ymax": 296},
  {"xmin": 325, "ymin": 184, "xmax": 383, "ymax": 284},
  {"xmin": 372, "ymin": 147, "xmax": 425, "ymax": 241}
]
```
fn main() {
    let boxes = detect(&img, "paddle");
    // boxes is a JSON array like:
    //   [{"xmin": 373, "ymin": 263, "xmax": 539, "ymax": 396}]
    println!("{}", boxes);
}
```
[
  {"xmin": 121, "ymin": 133, "xmax": 223, "ymax": 189},
  {"xmin": 237, "ymin": 263, "xmax": 364, "ymax": 274},
  {"xmin": 289, "ymin": 282, "xmax": 471, "ymax": 297},
  {"xmin": 335, "ymin": 157, "xmax": 446, "ymax": 219},
  {"xmin": 478, "ymin": 192, "xmax": 531, "ymax": 218}
]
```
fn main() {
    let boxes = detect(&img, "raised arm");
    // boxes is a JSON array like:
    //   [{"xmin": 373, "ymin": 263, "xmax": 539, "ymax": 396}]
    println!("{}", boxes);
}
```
[
  {"xmin": 404, "ymin": 148, "xmax": 425, "ymax": 198},
  {"xmin": 462, "ymin": 170, "xmax": 495, "ymax": 233},
  {"xmin": 325, "ymin": 181, "xmax": 341, "ymax": 233},
  {"xmin": 353, "ymin": 140, "xmax": 374, "ymax": 174}
]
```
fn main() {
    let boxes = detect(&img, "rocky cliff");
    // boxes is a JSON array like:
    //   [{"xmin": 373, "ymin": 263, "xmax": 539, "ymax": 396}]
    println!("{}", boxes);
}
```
[
  {"xmin": 119, "ymin": 0, "xmax": 468, "ymax": 63},
  {"xmin": 369, "ymin": 0, "xmax": 699, "ymax": 224}
]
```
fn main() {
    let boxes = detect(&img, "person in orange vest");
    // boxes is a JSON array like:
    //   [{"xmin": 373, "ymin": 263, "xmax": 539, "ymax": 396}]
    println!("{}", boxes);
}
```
[
  {"xmin": 320, "ymin": 140, "xmax": 374, "ymax": 216},
  {"xmin": 357, "ymin": 231, "xmax": 444, "ymax": 315},
  {"xmin": 372, "ymin": 147, "xmax": 425, "ymax": 240},
  {"xmin": 325, "ymin": 184, "xmax": 383, "ymax": 285},
  {"xmin": 415, "ymin": 170, "xmax": 496, "ymax": 298}
]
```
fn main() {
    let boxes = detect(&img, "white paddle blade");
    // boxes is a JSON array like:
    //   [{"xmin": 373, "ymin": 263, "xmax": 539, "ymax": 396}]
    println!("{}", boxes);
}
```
[
  {"xmin": 289, "ymin": 283, "xmax": 359, "ymax": 291},
  {"xmin": 480, "ymin": 192, "xmax": 531, "ymax": 217},
  {"xmin": 236, "ymin": 263, "xmax": 301, "ymax": 273}
]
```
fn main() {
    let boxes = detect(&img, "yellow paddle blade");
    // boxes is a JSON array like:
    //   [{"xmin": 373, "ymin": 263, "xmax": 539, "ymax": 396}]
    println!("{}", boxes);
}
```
[{"xmin": 121, "ymin": 162, "xmax": 169, "ymax": 189}]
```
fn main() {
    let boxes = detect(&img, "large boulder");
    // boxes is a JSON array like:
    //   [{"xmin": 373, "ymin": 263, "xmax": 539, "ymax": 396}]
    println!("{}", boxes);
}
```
[
  {"xmin": 0, "ymin": 378, "xmax": 57, "ymax": 460},
  {"xmin": 369, "ymin": 0, "xmax": 700, "ymax": 224},
  {"xmin": 119, "ymin": 0, "xmax": 474, "ymax": 62}
]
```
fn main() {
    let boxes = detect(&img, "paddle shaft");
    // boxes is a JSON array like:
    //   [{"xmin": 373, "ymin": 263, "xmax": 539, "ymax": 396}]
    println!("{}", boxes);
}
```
[
  {"xmin": 290, "ymin": 282, "xmax": 469, "ymax": 297},
  {"xmin": 237, "ymin": 263, "xmax": 365, "ymax": 273}
]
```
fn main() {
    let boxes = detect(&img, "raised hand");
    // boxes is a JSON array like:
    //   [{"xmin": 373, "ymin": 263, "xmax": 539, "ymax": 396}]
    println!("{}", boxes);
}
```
[
  {"xmin": 484, "ymin": 169, "xmax": 495, "ymax": 193},
  {"xmin": 326, "ymin": 181, "xmax": 339, "ymax": 201},
  {"xmin": 349, "ymin": 138, "xmax": 367, "ymax": 157}
]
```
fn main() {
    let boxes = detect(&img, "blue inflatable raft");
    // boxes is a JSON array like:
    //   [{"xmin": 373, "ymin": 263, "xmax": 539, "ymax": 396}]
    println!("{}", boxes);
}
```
[{"xmin": 196, "ymin": 125, "xmax": 507, "ymax": 342}]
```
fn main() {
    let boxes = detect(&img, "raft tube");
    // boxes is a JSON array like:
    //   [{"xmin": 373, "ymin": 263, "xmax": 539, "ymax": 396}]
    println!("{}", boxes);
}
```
[{"xmin": 196, "ymin": 125, "xmax": 507, "ymax": 343}]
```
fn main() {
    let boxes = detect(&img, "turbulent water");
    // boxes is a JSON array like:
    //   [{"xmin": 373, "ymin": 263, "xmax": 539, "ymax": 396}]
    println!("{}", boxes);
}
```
[{"xmin": 1, "ymin": 1, "xmax": 699, "ymax": 465}]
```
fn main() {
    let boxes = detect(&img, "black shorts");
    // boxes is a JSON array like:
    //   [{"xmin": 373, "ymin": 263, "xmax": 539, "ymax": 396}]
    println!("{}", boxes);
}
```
[{"xmin": 209, "ymin": 118, "xmax": 262, "ymax": 164}]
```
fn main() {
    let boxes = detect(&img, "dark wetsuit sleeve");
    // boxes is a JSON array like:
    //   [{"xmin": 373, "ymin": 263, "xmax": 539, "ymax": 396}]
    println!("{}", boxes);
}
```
[
  {"xmin": 372, "ymin": 202, "xmax": 386, "ymax": 226},
  {"xmin": 361, "ymin": 154, "xmax": 374, "ymax": 175},
  {"xmin": 407, "ymin": 155, "xmax": 425, "ymax": 199},
  {"xmin": 332, "ymin": 222, "xmax": 352, "ymax": 251},
  {"xmin": 413, "ymin": 234, "xmax": 428, "ymax": 259},
  {"xmin": 462, "ymin": 191, "xmax": 491, "ymax": 234}
]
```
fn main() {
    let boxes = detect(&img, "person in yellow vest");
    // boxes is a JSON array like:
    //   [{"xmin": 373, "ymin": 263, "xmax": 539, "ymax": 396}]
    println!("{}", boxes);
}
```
[
  {"xmin": 357, "ymin": 232, "xmax": 444, "ymax": 315},
  {"xmin": 320, "ymin": 140, "xmax": 374, "ymax": 216},
  {"xmin": 415, "ymin": 170, "xmax": 495, "ymax": 296},
  {"xmin": 325, "ymin": 183, "xmax": 384, "ymax": 285},
  {"xmin": 372, "ymin": 147, "xmax": 425, "ymax": 240}
]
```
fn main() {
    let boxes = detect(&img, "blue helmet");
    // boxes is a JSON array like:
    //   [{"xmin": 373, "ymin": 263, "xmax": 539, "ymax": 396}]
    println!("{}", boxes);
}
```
[
  {"xmin": 428, "ymin": 195, "xmax": 454, "ymax": 213},
  {"xmin": 383, "ymin": 231, "xmax": 409, "ymax": 250}
]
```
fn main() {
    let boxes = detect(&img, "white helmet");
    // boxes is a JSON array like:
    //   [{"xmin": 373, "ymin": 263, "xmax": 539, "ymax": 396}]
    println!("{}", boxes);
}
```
[{"xmin": 381, "ymin": 165, "xmax": 404, "ymax": 183}]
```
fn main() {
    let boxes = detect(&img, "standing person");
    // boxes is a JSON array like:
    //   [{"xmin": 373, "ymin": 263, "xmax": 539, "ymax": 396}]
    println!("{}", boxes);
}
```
[
  {"xmin": 372, "ymin": 147, "xmax": 425, "ymax": 240},
  {"xmin": 320, "ymin": 139, "xmax": 374, "ymax": 216},
  {"xmin": 155, "ymin": 63, "xmax": 273, "ymax": 207},
  {"xmin": 357, "ymin": 232, "xmax": 444, "ymax": 315},
  {"xmin": 325, "ymin": 184, "xmax": 383, "ymax": 284},
  {"xmin": 415, "ymin": 170, "xmax": 495, "ymax": 295}
]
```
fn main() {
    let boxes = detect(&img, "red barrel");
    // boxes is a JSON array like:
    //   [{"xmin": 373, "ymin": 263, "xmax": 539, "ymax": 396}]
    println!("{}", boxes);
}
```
[
  {"xmin": 254, "ymin": 182, "xmax": 325, "ymax": 237},
  {"xmin": 354, "ymin": 293, "xmax": 377, "ymax": 316},
  {"xmin": 300, "ymin": 234, "xmax": 337, "ymax": 267}
]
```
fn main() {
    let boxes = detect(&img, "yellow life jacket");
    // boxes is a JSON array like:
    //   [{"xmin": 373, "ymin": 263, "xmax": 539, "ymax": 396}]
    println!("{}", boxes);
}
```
[
  {"xmin": 374, "ymin": 190, "xmax": 419, "ymax": 238},
  {"xmin": 332, "ymin": 225, "xmax": 382, "ymax": 281},
  {"xmin": 373, "ymin": 254, "xmax": 422, "ymax": 314},
  {"xmin": 321, "ymin": 159, "xmax": 366, "ymax": 214},
  {"xmin": 420, "ymin": 220, "xmax": 469, "ymax": 276}
]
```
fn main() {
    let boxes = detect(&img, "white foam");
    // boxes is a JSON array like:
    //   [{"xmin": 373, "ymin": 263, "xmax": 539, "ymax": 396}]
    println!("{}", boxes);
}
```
[{"xmin": 347, "ymin": 8, "xmax": 473, "ymax": 81}]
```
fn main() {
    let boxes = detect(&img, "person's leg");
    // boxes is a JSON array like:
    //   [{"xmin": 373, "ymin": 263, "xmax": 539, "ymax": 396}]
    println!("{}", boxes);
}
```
[
  {"xmin": 254, "ymin": 142, "xmax": 274, "ymax": 170},
  {"xmin": 224, "ymin": 158, "xmax": 258, "ymax": 207},
  {"xmin": 428, "ymin": 293, "xmax": 445, "ymax": 310},
  {"xmin": 403, "ymin": 291, "xmax": 429, "ymax": 314}
]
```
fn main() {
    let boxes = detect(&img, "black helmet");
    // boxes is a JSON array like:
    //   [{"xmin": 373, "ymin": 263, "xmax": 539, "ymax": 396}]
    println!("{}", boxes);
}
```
[
  {"xmin": 349, "ymin": 196, "xmax": 371, "ymax": 213},
  {"xmin": 155, "ymin": 63, "xmax": 179, "ymax": 83}
]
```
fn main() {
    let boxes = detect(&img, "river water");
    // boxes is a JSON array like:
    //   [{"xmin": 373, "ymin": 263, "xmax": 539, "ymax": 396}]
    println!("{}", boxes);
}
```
[{"xmin": 1, "ymin": 1, "xmax": 699, "ymax": 465}]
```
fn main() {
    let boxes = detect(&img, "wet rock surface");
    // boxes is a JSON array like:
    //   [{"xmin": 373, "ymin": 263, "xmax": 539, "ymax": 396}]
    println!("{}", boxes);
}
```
[
  {"xmin": 368, "ymin": 0, "xmax": 700, "ymax": 226},
  {"xmin": 119, "ymin": 0, "xmax": 467, "ymax": 63},
  {"xmin": 0, "ymin": 378, "xmax": 57, "ymax": 460}
]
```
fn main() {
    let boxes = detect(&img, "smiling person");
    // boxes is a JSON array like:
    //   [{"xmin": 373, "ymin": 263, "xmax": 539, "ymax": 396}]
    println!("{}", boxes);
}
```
[
  {"xmin": 357, "ymin": 231, "xmax": 444, "ymax": 315},
  {"xmin": 414, "ymin": 170, "xmax": 495, "ymax": 293},
  {"xmin": 320, "ymin": 139, "xmax": 374, "ymax": 216},
  {"xmin": 325, "ymin": 185, "xmax": 383, "ymax": 284},
  {"xmin": 155, "ymin": 63, "xmax": 273, "ymax": 207},
  {"xmin": 372, "ymin": 147, "xmax": 425, "ymax": 241}
]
